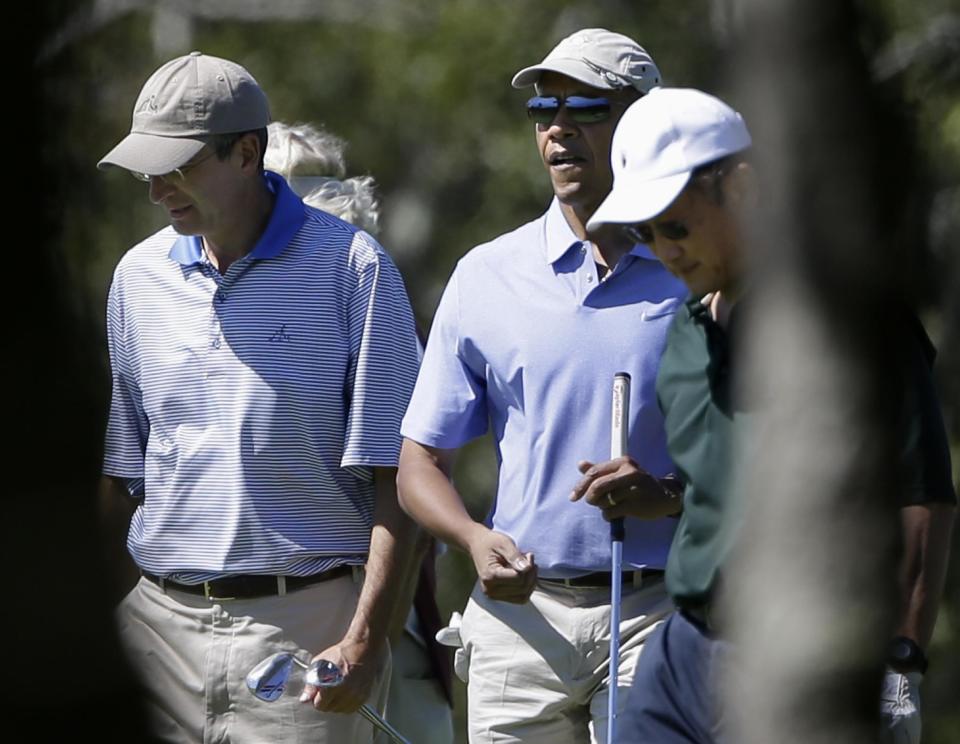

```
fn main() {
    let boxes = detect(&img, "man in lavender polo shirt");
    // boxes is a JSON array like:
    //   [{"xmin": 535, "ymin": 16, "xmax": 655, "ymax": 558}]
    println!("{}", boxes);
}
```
[{"xmin": 397, "ymin": 29, "xmax": 687, "ymax": 743}]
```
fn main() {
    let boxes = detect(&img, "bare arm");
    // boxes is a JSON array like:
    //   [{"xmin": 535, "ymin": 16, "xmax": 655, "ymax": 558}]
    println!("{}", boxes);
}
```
[
  {"xmin": 397, "ymin": 438, "xmax": 537, "ymax": 604},
  {"xmin": 895, "ymin": 503, "xmax": 955, "ymax": 652},
  {"xmin": 877, "ymin": 504, "xmax": 954, "ymax": 741},
  {"xmin": 303, "ymin": 465, "xmax": 420, "ymax": 712},
  {"xmin": 97, "ymin": 474, "xmax": 141, "ymax": 604},
  {"xmin": 387, "ymin": 529, "xmax": 433, "ymax": 647}
]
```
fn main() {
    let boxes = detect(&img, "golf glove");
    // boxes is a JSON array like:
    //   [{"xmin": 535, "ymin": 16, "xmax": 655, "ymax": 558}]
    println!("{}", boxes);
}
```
[
  {"xmin": 879, "ymin": 667, "xmax": 922, "ymax": 744},
  {"xmin": 435, "ymin": 611, "xmax": 463, "ymax": 648}
]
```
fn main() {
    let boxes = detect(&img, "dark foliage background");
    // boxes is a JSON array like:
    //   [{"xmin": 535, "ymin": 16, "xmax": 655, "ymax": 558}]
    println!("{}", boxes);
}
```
[{"xmin": 25, "ymin": 2, "xmax": 957, "ymax": 740}]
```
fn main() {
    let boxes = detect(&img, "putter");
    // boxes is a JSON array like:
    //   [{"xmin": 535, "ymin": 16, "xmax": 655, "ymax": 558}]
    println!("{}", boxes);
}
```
[
  {"xmin": 607, "ymin": 372, "xmax": 630, "ymax": 744},
  {"xmin": 245, "ymin": 652, "xmax": 413, "ymax": 744}
]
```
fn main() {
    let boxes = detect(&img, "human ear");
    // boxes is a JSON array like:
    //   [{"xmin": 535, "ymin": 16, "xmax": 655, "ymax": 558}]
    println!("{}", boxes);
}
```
[{"xmin": 236, "ymin": 132, "xmax": 262, "ymax": 174}]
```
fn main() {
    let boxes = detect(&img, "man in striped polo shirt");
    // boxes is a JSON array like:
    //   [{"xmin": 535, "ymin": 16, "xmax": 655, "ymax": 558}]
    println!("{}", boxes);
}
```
[{"xmin": 97, "ymin": 52, "xmax": 422, "ymax": 744}]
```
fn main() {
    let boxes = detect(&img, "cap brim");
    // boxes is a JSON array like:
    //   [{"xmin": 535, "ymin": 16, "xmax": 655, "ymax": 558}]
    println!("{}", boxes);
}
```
[
  {"xmin": 97, "ymin": 132, "xmax": 206, "ymax": 174},
  {"xmin": 587, "ymin": 171, "xmax": 692, "ymax": 232},
  {"xmin": 511, "ymin": 59, "xmax": 612, "ymax": 90}
]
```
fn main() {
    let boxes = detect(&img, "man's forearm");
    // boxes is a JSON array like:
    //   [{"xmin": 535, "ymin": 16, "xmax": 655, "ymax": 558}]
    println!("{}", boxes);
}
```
[
  {"xmin": 386, "ymin": 530, "xmax": 433, "ymax": 645},
  {"xmin": 896, "ymin": 503, "xmax": 955, "ymax": 649},
  {"xmin": 97, "ymin": 474, "xmax": 141, "ymax": 602},
  {"xmin": 397, "ymin": 438, "xmax": 487, "ymax": 554},
  {"xmin": 341, "ymin": 466, "xmax": 420, "ymax": 650}
]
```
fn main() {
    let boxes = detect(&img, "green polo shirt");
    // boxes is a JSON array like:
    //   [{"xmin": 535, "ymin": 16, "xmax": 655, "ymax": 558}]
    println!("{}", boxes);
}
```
[
  {"xmin": 655, "ymin": 297, "xmax": 747, "ymax": 606},
  {"xmin": 656, "ymin": 299, "xmax": 955, "ymax": 608}
]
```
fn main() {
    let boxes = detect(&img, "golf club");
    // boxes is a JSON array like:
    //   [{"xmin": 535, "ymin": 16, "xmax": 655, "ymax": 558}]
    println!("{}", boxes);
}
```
[
  {"xmin": 607, "ymin": 372, "xmax": 630, "ymax": 744},
  {"xmin": 245, "ymin": 651, "xmax": 413, "ymax": 744}
]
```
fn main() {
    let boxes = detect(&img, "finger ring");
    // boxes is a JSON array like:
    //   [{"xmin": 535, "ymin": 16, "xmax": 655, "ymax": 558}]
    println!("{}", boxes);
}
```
[{"xmin": 606, "ymin": 493, "xmax": 617, "ymax": 507}]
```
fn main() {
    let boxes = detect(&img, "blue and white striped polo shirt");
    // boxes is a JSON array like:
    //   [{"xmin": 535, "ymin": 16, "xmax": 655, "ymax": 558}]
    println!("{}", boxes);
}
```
[{"xmin": 103, "ymin": 171, "xmax": 421, "ymax": 582}]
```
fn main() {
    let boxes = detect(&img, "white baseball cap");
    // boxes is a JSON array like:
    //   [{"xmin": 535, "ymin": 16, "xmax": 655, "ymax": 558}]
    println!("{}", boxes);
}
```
[
  {"xmin": 98, "ymin": 51, "xmax": 271, "ymax": 175},
  {"xmin": 587, "ymin": 88, "xmax": 752, "ymax": 231},
  {"xmin": 511, "ymin": 28, "xmax": 661, "ymax": 93}
]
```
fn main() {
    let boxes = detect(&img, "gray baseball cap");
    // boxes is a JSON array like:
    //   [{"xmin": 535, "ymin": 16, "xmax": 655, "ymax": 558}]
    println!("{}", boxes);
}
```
[
  {"xmin": 98, "ymin": 51, "xmax": 271, "ymax": 175},
  {"xmin": 511, "ymin": 28, "xmax": 661, "ymax": 93}
]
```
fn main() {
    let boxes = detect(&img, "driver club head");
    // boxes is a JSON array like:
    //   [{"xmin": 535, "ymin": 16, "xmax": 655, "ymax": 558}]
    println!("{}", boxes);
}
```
[{"xmin": 245, "ymin": 652, "xmax": 296, "ymax": 702}]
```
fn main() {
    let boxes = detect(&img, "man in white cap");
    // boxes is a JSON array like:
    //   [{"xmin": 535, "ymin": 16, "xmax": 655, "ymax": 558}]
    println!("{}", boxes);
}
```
[
  {"xmin": 397, "ymin": 29, "xmax": 687, "ymax": 743},
  {"xmin": 97, "ymin": 52, "xmax": 422, "ymax": 743},
  {"xmin": 575, "ymin": 87, "xmax": 956, "ymax": 743}
]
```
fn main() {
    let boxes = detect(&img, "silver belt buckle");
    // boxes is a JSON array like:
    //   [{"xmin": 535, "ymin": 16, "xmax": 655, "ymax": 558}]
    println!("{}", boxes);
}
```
[{"xmin": 203, "ymin": 581, "xmax": 236, "ymax": 601}]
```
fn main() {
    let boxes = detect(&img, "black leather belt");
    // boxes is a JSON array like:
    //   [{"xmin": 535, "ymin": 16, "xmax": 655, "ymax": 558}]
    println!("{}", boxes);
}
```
[
  {"xmin": 541, "ymin": 568, "xmax": 665, "ymax": 588},
  {"xmin": 143, "ymin": 565, "xmax": 354, "ymax": 600}
]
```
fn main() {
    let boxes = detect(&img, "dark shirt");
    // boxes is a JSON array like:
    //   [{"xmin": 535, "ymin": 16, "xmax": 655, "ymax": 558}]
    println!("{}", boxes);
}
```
[
  {"xmin": 656, "ymin": 297, "xmax": 746, "ymax": 606},
  {"xmin": 896, "ymin": 312, "xmax": 957, "ymax": 506},
  {"xmin": 656, "ymin": 298, "xmax": 956, "ymax": 608}
]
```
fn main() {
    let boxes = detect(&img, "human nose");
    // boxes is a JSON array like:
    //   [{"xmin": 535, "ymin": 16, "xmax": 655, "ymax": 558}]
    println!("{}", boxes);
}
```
[
  {"xmin": 653, "ymin": 239, "xmax": 683, "ymax": 264},
  {"xmin": 148, "ymin": 175, "xmax": 176, "ymax": 204},
  {"xmin": 542, "ymin": 107, "xmax": 578, "ymax": 137}
]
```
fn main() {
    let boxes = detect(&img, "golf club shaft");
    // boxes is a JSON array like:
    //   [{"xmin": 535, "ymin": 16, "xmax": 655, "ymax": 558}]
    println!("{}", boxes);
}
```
[
  {"xmin": 359, "ymin": 703, "xmax": 413, "ymax": 744},
  {"xmin": 608, "ymin": 372, "xmax": 631, "ymax": 743},
  {"xmin": 307, "ymin": 660, "xmax": 412, "ymax": 744}
]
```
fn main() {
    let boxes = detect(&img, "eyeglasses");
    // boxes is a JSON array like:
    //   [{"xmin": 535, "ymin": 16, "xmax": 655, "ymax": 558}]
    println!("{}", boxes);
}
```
[
  {"xmin": 623, "ymin": 224, "xmax": 654, "ymax": 245},
  {"xmin": 526, "ymin": 95, "xmax": 618, "ymax": 126},
  {"xmin": 623, "ymin": 220, "xmax": 689, "ymax": 245},
  {"xmin": 130, "ymin": 148, "xmax": 217, "ymax": 183}
]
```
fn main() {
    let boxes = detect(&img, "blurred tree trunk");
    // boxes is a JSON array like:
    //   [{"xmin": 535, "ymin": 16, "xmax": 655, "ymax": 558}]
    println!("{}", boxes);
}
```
[{"xmin": 723, "ymin": 1, "xmax": 917, "ymax": 741}]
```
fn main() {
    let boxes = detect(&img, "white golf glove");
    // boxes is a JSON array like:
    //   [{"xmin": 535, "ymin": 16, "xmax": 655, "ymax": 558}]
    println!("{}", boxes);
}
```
[
  {"xmin": 435, "ymin": 611, "xmax": 463, "ymax": 648},
  {"xmin": 436, "ymin": 611, "xmax": 470, "ymax": 682},
  {"xmin": 879, "ymin": 667, "xmax": 923, "ymax": 744}
]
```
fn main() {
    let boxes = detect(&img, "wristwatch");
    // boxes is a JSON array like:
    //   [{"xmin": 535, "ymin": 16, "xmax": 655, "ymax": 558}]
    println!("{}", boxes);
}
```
[{"xmin": 887, "ymin": 636, "xmax": 928, "ymax": 674}]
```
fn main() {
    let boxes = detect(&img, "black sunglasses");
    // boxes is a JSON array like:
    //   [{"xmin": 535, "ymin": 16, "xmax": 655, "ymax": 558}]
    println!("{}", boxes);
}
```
[{"xmin": 526, "ymin": 95, "xmax": 616, "ymax": 126}]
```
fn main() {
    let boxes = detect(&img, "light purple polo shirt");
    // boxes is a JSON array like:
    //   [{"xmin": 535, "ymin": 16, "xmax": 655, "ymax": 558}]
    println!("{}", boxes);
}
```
[{"xmin": 401, "ymin": 199, "xmax": 688, "ymax": 577}]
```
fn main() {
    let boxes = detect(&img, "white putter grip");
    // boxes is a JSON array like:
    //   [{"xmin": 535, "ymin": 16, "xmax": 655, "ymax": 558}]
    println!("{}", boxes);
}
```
[
  {"xmin": 606, "ymin": 372, "xmax": 631, "ymax": 744},
  {"xmin": 610, "ymin": 373, "xmax": 631, "ymax": 541}
]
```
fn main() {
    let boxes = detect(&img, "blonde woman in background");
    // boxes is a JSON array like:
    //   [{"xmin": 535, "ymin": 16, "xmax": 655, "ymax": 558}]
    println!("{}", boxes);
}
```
[{"xmin": 265, "ymin": 121, "xmax": 380, "ymax": 232}]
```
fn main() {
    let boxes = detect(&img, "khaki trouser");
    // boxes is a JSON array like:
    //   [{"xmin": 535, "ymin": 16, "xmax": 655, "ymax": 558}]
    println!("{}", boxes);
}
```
[
  {"xmin": 457, "ymin": 576, "xmax": 672, "ymax": 744},
  {"xmin": 380, "ymin": 630, "xmax": 454, "ymax": 744},
  {"xmin": 117, "ymin": 573, "xmax": 390, "ymax": 744}
]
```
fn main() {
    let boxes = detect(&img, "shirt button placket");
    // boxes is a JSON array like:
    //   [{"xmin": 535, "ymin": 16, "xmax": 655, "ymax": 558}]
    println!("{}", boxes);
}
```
[{"xmin": 209, "ymin": 275, "xmax": 225, "ymax": 351}]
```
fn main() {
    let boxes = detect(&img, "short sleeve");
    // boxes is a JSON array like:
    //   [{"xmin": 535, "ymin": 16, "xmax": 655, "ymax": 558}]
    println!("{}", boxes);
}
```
[
  {"xmin": 102, "ymin": 268, "xmax": 149, "ymax": 481},
  {"xmin": 400, "ymin": 268, "xmax": 490, "ymax": 448},
  {"xmin": 897, "ymin": 317, "xmax": 956, "ymax": 506},
  {"xmin": 341, "ymin": 232, "xmax": 421, "ymax": 472}
]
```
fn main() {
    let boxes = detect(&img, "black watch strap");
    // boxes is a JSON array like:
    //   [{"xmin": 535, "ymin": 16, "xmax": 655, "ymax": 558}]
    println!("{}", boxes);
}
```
[{"xmin": 887, "ymin": 636, "xmax": 928, "ymax": 674}]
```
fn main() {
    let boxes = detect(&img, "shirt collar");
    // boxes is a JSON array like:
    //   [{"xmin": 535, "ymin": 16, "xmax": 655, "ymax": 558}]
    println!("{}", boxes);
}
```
[
  {"xmin": 168, "ymin": 171, "xmax": 307, "ymax": 266},
  {"xmin": 543, "ymin": 196, "xmax": 659, "ymax": 265},
  {"xmin": 543, "ymin": 198, "xmax": 583, "ymax": 264}
]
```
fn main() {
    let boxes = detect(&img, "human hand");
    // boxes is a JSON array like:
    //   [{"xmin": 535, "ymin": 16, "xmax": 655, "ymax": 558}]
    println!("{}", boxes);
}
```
[
  {"xmin": 299, "ymin": 638, "xmax": 382, "ymax": 713},
  {"xmin": 879, "ymin": 668, "xmax": 922, "ymax": 744},
  {"xmin": 571, "ymin": 457, "xmax": 680, "ymax": 521},
  {"xmin": 466, "ymin": 527, "xmax": 537, "ymax": 603}
]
